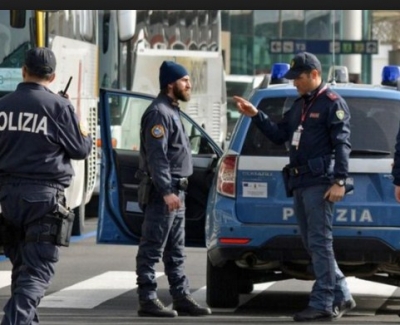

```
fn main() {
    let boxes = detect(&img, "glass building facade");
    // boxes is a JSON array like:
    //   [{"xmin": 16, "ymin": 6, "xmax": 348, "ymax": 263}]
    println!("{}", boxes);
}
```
[{"xmin": 222, "ymin": 10, "xmax": 373, "ymax": 83}]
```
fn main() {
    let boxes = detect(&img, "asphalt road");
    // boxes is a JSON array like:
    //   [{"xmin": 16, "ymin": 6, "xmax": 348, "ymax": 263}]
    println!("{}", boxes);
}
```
[{"xmin": 1, "ymin": 217, "xmax": 400, "ymax": 324}]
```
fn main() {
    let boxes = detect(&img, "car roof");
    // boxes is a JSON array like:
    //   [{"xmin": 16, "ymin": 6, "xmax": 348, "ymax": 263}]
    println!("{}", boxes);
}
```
[{"xmin": 250, "ymin": 82, "xmax": 400, "ymax": 103}]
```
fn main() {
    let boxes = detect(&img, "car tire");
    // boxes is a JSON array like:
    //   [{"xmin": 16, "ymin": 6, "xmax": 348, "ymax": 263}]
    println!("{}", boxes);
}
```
[
  {"xmin": 238, "ymin": 279, "xmax": 254, "ymax": 294},
  {"xmin": 238, "ymin": 268, "xmax": 254, "ymax": 294},
  {"xmin": 206, "ymin": 256, "xmax": 239, "ymax": 308}
]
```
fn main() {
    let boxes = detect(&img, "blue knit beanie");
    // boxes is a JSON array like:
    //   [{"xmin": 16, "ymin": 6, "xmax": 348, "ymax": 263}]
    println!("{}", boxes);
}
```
[{"xmin": 159, "ymin": 61, "xmax": 188, "ymax": 89}]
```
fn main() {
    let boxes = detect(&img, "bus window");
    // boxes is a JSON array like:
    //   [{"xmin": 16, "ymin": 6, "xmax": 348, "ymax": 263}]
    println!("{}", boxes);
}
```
[
  {"xmin": 10, "ymin": 10, "xmax": 26, "ymax": 28},
  {"xmin": 79, "ymin": 10, "xmax": 95, "ymax": 42},
  {"xmin": 0, "ymin": 10, "xmax": 32, "ymax": 94}
]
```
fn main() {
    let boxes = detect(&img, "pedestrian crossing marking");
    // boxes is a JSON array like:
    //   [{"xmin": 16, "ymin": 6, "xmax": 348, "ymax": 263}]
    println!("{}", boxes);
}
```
[
  {"xmin": 346, "ymin": 276, "xmax": 397, "ymax": 296},
  {"xmin": 1, "ymin": 271, "xmax": 399, "ymax": 310},
  {"xmin": 40, "ymin": 271, "xmax": 164, "ymax": 309},
  {"xmin": 0, "ymin": 271, "xmax": 11, "ymax": 289}
]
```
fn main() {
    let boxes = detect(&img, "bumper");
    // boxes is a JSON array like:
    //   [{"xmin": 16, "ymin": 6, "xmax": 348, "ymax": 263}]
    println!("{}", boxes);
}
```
[{"xmin": 208, "ymin": 230, "xmax": 400, "ymax": 273}]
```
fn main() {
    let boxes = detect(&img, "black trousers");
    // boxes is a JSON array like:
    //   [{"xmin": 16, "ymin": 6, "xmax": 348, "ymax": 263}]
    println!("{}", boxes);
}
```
[{"xmin": 0, "ymin": 182, "xmax": 64, "ymax": 325}]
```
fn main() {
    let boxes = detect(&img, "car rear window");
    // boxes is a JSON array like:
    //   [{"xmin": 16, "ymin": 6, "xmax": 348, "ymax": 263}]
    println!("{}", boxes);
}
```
[{"xmin": 241, "ymin": 96, "xmax": 400, "ymax": 158}]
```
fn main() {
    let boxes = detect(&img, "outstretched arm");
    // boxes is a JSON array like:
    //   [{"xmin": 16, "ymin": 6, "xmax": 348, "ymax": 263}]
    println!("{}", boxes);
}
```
[{"xmin": 233, "ymin": 96, "xmax": 258, "ymax": 117}]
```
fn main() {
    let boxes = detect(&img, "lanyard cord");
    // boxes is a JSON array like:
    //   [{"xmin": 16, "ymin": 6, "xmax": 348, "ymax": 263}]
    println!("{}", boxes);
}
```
[{"xmin": 300, "ymin": 85, "xmax": 328, "ymax": 124}]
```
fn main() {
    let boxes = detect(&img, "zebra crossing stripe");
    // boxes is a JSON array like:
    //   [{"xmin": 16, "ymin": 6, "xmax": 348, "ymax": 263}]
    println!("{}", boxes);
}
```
[
  {"xmin": 346, "ymin": 276, "xmax": 398, "ymax": 296},
  {"xmin": 39, "ymin": 271, "xmax": 164, "ymax": 309},
  {"xmin": 0, "ymin": 271, "xmax": 11, "ymax": 289},
  {"xmin": 1, "ymin": 271, "xmax": 399, "ymax": 310}
]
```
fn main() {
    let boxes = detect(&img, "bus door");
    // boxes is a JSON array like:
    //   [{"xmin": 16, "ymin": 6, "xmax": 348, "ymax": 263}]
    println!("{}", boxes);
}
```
[{"xmin": 97, "ymin": 87, "xmax": 223, "ymax": 247}]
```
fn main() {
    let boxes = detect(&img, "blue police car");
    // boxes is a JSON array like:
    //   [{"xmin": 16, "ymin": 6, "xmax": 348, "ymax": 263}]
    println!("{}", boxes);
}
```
[
  {"xmin": 205, "ymin": 64, "xmax": 400, "ymax": 307},
  {"xmin": 97, "ymin": 65, "xmax": 400, "ymax": 309}
]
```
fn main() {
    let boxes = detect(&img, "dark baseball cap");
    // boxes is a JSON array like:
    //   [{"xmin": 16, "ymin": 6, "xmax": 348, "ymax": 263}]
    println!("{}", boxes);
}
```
[
  {"xmin": 25, "ymin": 47, "xmax": 56, "ymax": 75},
  {"xmin": 283, "ymin": 52, "xmax": 321, "ymax": 79}
]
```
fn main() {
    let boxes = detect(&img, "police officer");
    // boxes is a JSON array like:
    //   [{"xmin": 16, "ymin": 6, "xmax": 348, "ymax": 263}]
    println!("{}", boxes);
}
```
[
  {"xmin": 0, "ymin": 47, "xmax": 92, "ymax": 324},
  {"xmin": 135, "ymin": 61, "xmax": 211, "ymax": 317},
  {"xmin": 234, "ymin": 52, "xmax": 356, "ymax": 322}
]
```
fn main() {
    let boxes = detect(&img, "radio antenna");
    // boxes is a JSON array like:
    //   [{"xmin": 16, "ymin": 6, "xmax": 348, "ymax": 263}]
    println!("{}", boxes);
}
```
[{"xmin": 331, "ymin": 10, "xmax": 336, "ymax": 85}]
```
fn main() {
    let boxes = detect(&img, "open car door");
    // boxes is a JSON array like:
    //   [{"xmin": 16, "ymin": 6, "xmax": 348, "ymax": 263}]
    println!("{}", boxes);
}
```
[{"xmin": 97, "ymin": 88, "xmax": 223, "ymax": 247}]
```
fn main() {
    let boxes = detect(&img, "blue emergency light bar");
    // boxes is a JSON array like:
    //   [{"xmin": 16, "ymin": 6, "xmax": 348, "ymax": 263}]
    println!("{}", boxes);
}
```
[
  {"xmin": 381, "ymin": 65, "xmax": 400, "ymax": 87},
  {"xmin": 328, "ymin": 66, "xmax": 349, "ymax": 84},
  {"xmin": 270, "ymin": 63, "xmax": 290, "ymax": 85}
]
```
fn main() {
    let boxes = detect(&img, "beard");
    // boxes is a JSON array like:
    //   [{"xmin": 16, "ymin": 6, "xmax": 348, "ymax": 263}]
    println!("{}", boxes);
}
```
[{"xmin": 173, "ymin": 84, "xmax": 191, "ymax": 102}]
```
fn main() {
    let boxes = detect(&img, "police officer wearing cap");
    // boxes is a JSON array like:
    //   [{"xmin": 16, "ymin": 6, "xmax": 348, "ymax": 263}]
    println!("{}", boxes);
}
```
[
  {"xmin": 234, "ymin": 52, "xmax": 355, "ymax": 322},
  {"xmin": 0, "ymin": 47, "xmax": 92, "ymax": 325},
  {"xmin": 135, "ymin": 60, "xmax": 211, "ymax": 317}
]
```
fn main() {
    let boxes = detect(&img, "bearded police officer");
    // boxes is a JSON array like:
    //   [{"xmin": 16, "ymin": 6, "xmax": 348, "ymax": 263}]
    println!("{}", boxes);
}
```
[
  {"xmin": 135, "ymin": 61, "xmax": 211, "ymax": 317},
  {"xmin": 0, "ymin": 47, "xmax": 92, "ymax": 325},
  {"xmin": 234, "ymin": 52, "xmax": 355, "ymax": 322}
]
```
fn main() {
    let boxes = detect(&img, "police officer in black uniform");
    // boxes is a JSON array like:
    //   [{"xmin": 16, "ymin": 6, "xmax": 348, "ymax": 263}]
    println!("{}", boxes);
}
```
[
  {"xmin": 135, "ymin": 61, "xmax": 211, "ymax": 317},
  {"xmin": 0, "ymin": 47, "xmax": 92, "ymax": 325},
  {"xmin": 234, "ymin": 52, "xmax": 356, "ymax": 322}
]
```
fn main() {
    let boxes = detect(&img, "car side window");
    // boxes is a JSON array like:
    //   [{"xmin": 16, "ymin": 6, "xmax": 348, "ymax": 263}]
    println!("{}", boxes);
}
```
[
  {"xmin": 241, "ymin": 96, "xmax": 295, "ymax": 156},
  {"xmin": 345, "ymin": 97, "xmax": 399, "ymax": 157},
  {"xmin": 181, "ymin": 114, "xmax": 216, "ymax": 155},
  {"xmin": 106, "ymin": 95, "xmax": 151, "ymax": 151}
]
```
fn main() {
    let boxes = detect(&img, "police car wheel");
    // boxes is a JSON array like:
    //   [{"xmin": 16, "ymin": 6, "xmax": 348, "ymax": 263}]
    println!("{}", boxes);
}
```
[
  {"xmin": 238, "ymin": 278, "xmax": 254, "ymax": 294},
  {"xmin": 206, "ymin": 256, "xmax": 239, "ymax": 308}
]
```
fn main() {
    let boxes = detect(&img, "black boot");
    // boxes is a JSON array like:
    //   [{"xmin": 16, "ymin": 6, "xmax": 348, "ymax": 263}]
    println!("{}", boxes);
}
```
[
  {"xmin": 293, "ymin": 306, "xmax": 333, "ymax": 322},
  {"xmin": 173, "ymin": 295, "xmax": 212, "ymax": 316},
  {"xmin": 333, "ymin": 298, "xmax": 356, "ymax": 319},
  {"xmin": 138, "ymin": 298, "xmax": 178, "ymax": 317}
]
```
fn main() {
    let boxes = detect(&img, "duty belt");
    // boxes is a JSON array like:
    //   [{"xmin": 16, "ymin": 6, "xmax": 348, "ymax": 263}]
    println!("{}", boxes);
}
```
[
  {"xmin": 288, "ymin": 165, "xmax": 310, "ymax": 176},
  {"xmin": 172, "ymin": 177, "xmax": 189, "ymax": 191},
  {"xmin": 0, "ymin": 176, "xmax": 65, "ymax": 190}
]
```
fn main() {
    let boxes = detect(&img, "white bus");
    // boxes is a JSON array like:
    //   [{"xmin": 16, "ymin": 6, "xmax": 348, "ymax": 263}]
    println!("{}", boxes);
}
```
[
  {"xmin": 0, "ymin": 10, "xmax": 99, "ymax": 235},
  {"xmin": 93, "ymin": 10, "xmax": 227, "ymax": 201},
  {"xmin": 100, "ymin": 10, "xmax": 227, "ymax": 144}
]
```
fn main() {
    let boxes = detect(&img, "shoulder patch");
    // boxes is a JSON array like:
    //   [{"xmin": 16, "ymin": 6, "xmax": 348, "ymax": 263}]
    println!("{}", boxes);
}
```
[
  {"xmin": 151, "ymin": 124, "xmax": 165, "ymax": 138},
  {"xmin": 326, "ymin": 91, "xmax": 338, "ymax": 101},
  {"xmin": 335, "ymin": 109, "xmax": 345, "ymax": 120}
]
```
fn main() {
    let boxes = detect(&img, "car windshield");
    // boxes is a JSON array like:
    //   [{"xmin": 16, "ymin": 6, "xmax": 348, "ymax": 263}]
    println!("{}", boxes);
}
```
[{"xmin": 241, "ymin": 96, "xmax": 399, "ymax": 158}]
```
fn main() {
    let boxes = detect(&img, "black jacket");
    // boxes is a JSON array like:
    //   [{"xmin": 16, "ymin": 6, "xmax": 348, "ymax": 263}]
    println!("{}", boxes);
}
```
[
  {"xmin": 139, "ymin": 93, "xmax": 193, "ymax": 196},
  {"xmin": 0, "ymin": 82, "xmax": 92, "ymax": 187},
  {"xmin": 252, "ymin": 82, "xmax": 351, "ymax": 190}
]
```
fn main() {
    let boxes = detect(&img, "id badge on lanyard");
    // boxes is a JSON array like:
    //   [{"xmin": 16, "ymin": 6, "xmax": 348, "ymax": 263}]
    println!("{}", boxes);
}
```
[
  {"xmin": 291, "ymin": 125, "xmax": 303, "ymax": 149},
  {"xmin": 291, "ymin": 85, "xmax": 328, "ymax": 150}
]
